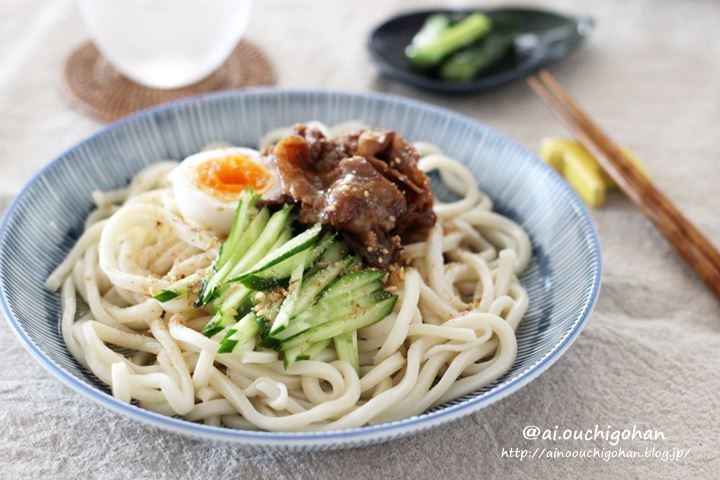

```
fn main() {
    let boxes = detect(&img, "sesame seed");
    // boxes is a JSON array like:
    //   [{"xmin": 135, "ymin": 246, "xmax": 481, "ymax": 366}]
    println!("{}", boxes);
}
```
[
  {"xmin": 363, "ymin": 190, "xmax": 369, "ymax": 198},
  {"xmin": 367, "ymin": 246, "xmax": 374, "ymax": 252}
]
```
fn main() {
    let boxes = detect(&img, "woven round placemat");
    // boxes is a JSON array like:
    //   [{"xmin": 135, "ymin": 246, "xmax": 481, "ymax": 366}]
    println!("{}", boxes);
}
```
[{"xmin": 64, "ymin": 40, "xmax": 276, "ymax": 122}]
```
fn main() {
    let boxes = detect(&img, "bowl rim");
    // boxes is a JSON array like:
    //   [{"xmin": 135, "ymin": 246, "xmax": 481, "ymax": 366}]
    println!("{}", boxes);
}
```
[{"xmin": 0, "ymin": 87, "xmax": 602, "ymax": 447}]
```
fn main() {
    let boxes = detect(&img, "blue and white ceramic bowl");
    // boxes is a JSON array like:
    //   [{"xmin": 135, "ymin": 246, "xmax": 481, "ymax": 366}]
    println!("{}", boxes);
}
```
[{"xmin": 0, "ymin": 89, "xmax": 601, "ymax": 450}]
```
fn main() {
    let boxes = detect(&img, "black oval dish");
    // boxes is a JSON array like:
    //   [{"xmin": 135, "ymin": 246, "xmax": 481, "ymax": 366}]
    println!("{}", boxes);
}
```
[{"xmin": 368, "ymin": 8, "xmax": 593, "ymax": 93}]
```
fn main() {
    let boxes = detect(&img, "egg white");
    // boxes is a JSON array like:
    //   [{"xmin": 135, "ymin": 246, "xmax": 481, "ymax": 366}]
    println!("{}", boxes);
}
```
[{"xmin": 171, "ymin": 147, "xmax": 280, "ymax": 236}]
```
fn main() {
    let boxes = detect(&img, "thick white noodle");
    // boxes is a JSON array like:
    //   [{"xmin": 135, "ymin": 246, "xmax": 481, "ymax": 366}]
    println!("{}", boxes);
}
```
[{"xmin": 48, "ymin": 125, "xmax": 530, "ymax": 431}]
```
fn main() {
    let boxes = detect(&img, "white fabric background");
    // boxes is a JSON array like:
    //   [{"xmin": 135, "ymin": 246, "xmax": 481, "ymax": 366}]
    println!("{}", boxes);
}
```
[{"xmin": 1, "ymin": 0, "xmax": 718, "ymax": 478}]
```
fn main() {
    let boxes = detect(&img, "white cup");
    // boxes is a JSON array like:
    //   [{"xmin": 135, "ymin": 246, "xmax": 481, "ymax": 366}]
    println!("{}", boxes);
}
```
[{"xmin": 77, "ymin": 0, "xmax": 254, "ymax": 89}]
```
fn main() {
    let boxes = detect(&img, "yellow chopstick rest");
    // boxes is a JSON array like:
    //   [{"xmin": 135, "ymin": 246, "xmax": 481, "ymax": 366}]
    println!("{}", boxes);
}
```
[
  {"xmin": 539, "ymin": 138, "xmax": 648, "ymax": 207},
  {"xmin": 540, "ymin": 138, "xmax": 605, "ymax": 206},
  {"xmin": 598, "ymin": 147, "xmax": 651, "ymax": 189}
]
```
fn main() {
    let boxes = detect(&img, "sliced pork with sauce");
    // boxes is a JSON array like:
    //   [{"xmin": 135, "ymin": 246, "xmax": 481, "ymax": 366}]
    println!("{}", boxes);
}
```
[{"xmin": 264, "ymin": 124, "xmax": 436, "ymax": 268}]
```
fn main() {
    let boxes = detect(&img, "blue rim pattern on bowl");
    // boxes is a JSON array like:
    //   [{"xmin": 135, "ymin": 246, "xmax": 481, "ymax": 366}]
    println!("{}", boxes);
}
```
[{"xmin": 0, "ymin": 88, "xmax": 601, "ymax": 450}]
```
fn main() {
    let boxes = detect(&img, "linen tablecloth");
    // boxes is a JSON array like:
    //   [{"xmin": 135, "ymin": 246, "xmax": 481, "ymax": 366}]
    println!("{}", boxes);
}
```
[{"xmin": 1, "ymin": 0, "xmax": 718, "ymax": 478}]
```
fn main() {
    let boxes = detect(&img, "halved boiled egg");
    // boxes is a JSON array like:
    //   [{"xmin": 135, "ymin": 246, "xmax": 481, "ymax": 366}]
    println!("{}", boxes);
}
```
[{"xmin": 172, "ymin": 147, "xmax": 281, "ymax": 236}]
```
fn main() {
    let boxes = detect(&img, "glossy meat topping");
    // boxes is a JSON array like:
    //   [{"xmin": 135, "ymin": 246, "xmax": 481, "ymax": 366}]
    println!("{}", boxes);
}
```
[{"xmin": 265, "ymin": 124, "xmax": 436, "ymax": 267}]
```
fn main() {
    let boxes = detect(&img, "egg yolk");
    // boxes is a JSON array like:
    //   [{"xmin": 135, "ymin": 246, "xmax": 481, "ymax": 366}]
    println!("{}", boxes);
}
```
[{"xmin": 194, "ymin": 155, "xmax": 271, "ymax": 199}]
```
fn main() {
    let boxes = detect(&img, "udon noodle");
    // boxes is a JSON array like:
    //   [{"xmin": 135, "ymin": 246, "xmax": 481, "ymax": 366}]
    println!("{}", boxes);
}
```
[{"xmin": 46, "ymin": 122, "xmax": 531, "ymax": 431}]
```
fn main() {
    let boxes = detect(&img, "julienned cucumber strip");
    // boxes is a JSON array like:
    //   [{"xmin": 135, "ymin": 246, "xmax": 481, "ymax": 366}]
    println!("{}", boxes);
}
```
[
  {"xmin": 238, "ymin": 232, "xmax": 334, "ymax": 290},
  {"xmin": 216, "ymin": 285, "xmax": 253, "ymax": 316},
  {"xmin": 272, "ymin": 282, "xmax": 383, "ymax": 341},
  {"xmin": 317, "ymin": 239, "xmax": 349, "ymax": 265},
  {"xmin": 255, "ymin": 296, "xmax": 283, "ymax": 349},
  {"xmin": 202, "ymin": 311, "xmax": 234, "ymax": 338},
  {"xmin": 239, "ymin": 223, "xmax": 322, "ymax": 276},
  {"xmin": 283, "ymin": 338, "xmax": 332, "ymax": 368},
  {"xmin": 201, "ymin": 286, "xmax": 253, "ymax": 337},
  {"xmin": 198, "ymin": 200, "xmax": 267, "ymax": 305},
  {"xmin": 301, "ymin": 338, "xmax": 332, "ymax": 359},
  {"xmin": 304, "ymin": 240, "xmax": 348, "ymax": 277},
  {"xmin": 216, "ymin": 189, "xmax": 258, "ymax": 271},
  {"xmin": 321, "ymin": 269, "xmax": 384, "ymax": 301},
  {"xmin": 218, "ymin": 312, "xmax": 259, "ymax": 353},
  {"xmin": 237, "ymin": 227, "xmax": 294, "ymax": 292},
  {"xmin": 225, "ymin": 205, "xmax": 293, "ymax": 280},
  {"xmin": 270, "ymin": 225, "xmax": 293, "ymax": 252},
  {"xmin": 293, "ymin": 257, "xmax": 357, "ymax": 315},
  {"xmin": 269, "ymin": 250, "xmax": 308, "ymax": 335},
  {"xmin": 153, "ymin": 272, "xmax": 201, "ymax": 302},
  {"xmin": 197, "ymin": 190, "xmax": 258, "ymax": 302},
  {"xmin": 334, "ymin": 330, "xmax": 359, "ymax": 373},
  {"xmin": 280, "ymin": 296, "xmax": 397, "ymax": 352}
]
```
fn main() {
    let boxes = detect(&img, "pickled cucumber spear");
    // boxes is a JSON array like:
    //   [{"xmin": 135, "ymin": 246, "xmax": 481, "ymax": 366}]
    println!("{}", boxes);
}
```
[
  {"xmin": 405, "ymin": 14, "xmax": 450, "ymax": 61},
  {"xmin": 406, "ymin": 13, "xmax": 492, "ymax": 68},
  {"xmin": 439, "ymin": 33, "xmax": 514, "ymax": 81}
]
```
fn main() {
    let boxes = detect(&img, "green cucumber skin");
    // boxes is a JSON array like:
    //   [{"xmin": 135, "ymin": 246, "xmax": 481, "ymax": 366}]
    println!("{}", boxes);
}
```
[
  {"xmin": 154, "ymin": 290, "xmax": 180, "ymax": 302},
  {"xmin": 237, "ymin": 275, "xmax": 284, "ymax": 291},
  {"xmin": 258, "ymin": 336, "xmax": 281, "ymax": 350},
  {"xmin": 256, "ymin": 315, "xmax": 271, "ymax": 336},
  {"xmin": 280, "ymin": 296, "xmax": 397, "ymax": 352},
  {"xmin": 233, "ymin": 295, "xmax": 254, "ymax": 320},
  {"xmin": 202, "ymin": 325, "xmax": 224, "ymax": 338},
  {"xmin": 255, "ymin": 296, "xmax": 283, "ymax": 349}
]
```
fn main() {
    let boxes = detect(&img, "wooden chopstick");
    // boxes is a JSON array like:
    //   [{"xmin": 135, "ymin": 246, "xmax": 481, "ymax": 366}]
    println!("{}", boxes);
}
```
[{"xmin": 528, "ymin": 69, "xmax": 720, "ymax": 299}]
